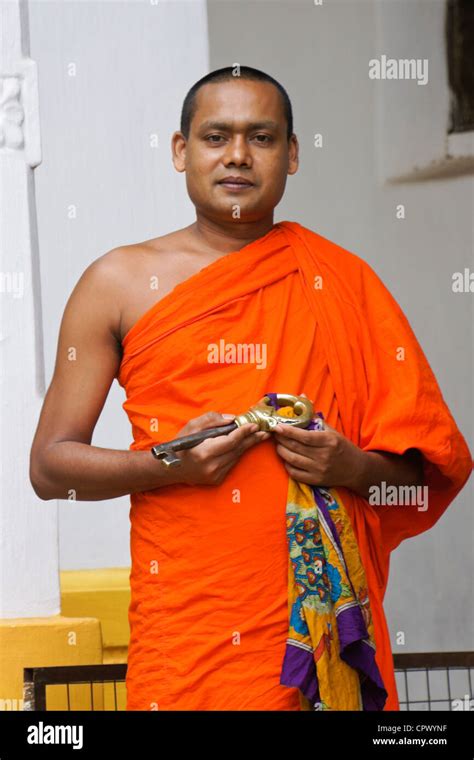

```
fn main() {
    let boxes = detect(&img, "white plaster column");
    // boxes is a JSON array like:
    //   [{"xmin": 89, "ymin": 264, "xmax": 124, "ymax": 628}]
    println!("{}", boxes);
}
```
[{"xmin": 0, "ymin": 0, "xmax": 60, "ymax": 617}]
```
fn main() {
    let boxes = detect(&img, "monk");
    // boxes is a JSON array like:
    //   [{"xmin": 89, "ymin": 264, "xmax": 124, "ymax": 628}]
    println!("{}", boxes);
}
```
[{"xmin": 30, "ymin": 65, "xmax": 472, "ymax": 712}]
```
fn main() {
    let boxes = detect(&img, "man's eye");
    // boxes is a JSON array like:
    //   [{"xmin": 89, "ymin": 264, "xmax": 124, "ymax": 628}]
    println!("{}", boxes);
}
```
[{"xmin": 205, "ymin": 134, "xmax": 272, "ymax": 144}]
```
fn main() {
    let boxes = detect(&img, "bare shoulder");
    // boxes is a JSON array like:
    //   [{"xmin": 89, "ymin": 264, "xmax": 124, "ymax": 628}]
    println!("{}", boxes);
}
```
[
  {"xmin": 86, "ymin": 229, "xmax": 193, "ymax": 343},
  {"xmin": 94, "ymin": 228, "xmax": 190, "ymax": 278},
  {"xmin": 58, "ymin": 247, "xmax": 131, "ymax": 347},
  {"xmin": 69, "ymin": 245, "xmax": 135, "ymax": 316},
  {"xmin": 80, "ymin": 235, "xmax": 169, "ymax": 295}
]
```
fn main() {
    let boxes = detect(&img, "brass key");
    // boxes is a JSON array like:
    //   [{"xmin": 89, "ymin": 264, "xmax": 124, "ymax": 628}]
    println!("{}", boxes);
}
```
[{"xmin": 151, "ymin": 393, "xmax": 314, "ymax": 467}]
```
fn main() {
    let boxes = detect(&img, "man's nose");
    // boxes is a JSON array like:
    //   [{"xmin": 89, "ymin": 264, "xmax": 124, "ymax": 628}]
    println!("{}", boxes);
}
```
[{"xmin": 223, "ymin": 136, "xmax": 252, "ymax": 165}]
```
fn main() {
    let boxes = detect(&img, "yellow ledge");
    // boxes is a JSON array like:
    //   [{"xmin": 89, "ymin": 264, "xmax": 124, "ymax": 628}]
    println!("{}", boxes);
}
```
[
  {"xmin": 0, "ymin": 615, "xmax": 102, "ymax": 710},
  {"xmin": 0, "ymin": 567, "xmax": 131, "ymax": 710},
  {"xmin": 60, "ymin": 567, "xmax": 131, "ymax": 657}
]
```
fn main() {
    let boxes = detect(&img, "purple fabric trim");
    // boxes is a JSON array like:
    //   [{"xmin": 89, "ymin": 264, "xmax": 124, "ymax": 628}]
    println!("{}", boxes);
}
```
[
  {"xmin": 280, "ymin": 645, "xmax": 319, "ymax": 705},
  {"xmin": 280, "ymin": 615, "xmax": 388, "ymax": 710},
  {"xmin": 312, "ymin": 486, "xmax": 359, "ymax": 601},
  {"xmin": 340, "ymin": 638, "xmax": 388, "ymax": 711}
]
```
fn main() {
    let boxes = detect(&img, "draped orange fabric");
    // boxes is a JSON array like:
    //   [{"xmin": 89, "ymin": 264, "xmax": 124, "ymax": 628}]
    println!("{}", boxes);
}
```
[{"xmin": 118, "ymin": 220, "xmax": 472, "ymax": 711}]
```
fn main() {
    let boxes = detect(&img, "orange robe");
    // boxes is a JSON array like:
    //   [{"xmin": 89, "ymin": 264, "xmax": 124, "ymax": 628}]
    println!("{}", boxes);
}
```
[{"xmin": 118, "ymin": 220, "xmax": 472, "ymax": 711}]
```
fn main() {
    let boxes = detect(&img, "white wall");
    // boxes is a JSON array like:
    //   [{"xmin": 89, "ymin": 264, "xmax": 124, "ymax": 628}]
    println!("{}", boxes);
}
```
[
  {"xmin": 28, "ymin": 0, "xmax": 209, "ymax": 569},
  {"xmin": 207, "ymin": 0, "xmax": 473, "ymax": 652}
]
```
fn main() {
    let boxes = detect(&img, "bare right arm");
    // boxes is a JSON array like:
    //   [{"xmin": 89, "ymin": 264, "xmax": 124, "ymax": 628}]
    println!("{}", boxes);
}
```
[{"xmin": 29, "ymin": 250, "xmax": 268, "ymax": 501}]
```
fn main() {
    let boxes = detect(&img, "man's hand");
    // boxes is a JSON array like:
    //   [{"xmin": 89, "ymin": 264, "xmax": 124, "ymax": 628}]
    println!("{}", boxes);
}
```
[
  {"xmin": 272, "ymin": 419, "xmax": 364, "ymax": 490},
  {"xmin": 168, "ymin": 412, "xmax": 271, "ymax": 487},
  {"xmin": 272, "ymin": 395, "xmax": 424, "ymax": 498}
]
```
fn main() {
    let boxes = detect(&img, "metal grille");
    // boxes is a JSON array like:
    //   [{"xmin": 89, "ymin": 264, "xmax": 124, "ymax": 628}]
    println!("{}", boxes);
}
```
[
  {"xmin": 23, "ymin": 653, "xmax": 474, "ymax": 711},
  {"xmin": 393, "ymin": 652, "xmax": 474, "ymax": 711},
  {"xmin": 23, "ymin": 664, "xmax": 127, "ymax": 711}
]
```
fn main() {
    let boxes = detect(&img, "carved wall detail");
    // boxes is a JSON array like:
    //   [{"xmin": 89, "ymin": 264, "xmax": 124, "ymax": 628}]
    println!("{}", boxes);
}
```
[{"xmin": 0, "ymin": 76, "xmax": 25, "ymax": 150}]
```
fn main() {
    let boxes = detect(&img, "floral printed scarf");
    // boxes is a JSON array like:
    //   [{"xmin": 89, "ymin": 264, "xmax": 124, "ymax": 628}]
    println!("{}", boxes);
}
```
[{"xmin": 265, "ymin": 393, "xmax": 388, "ymax": 711}]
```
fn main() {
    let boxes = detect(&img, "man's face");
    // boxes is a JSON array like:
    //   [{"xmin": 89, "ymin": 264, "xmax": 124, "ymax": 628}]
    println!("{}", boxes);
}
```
[{"xmin": 172, "ymin": 79, "xmax": 298, "ymax": 223}]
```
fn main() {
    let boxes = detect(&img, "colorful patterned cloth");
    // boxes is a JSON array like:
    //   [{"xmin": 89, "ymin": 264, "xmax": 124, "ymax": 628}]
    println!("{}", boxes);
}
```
[{"xmin": 265, "ymin": 393, "xmax": 388, "ymax": 711}]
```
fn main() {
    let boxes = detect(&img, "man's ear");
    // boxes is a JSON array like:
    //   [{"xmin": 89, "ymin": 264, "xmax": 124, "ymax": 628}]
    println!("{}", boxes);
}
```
[
  {"xmin": 171, "ymin": 131, "xmax": 186, "ymax": 173},
  {"xmin": 288, "ymin": 134, "xmax": 299, "ymax": 176}
]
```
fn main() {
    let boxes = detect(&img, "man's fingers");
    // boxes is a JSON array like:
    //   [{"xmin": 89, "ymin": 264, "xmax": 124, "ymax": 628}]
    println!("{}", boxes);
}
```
[
  {"xmin": 182, "ymin": 411, "xmax": 237, "ymax": 435},
  {"xmin": 275, "ymin": 442, "xmax": 315, "ymax": 471},
  {"xmin": 273, "ymin": 424, "xmax": 330, "ymax": 447},
  {"xmin": 225, "ymin": 424, "xmax": 271, "ymax": 452},
  {"xmin": 219, "ymin": 422, "xmax": 268, "ymax": 453},
  {"xmin": 202, "ymin": 427, "xmax": 269, "ymax": 470},
  {"xmin": 241, "ymin": 429, "xmax": 271, "ymax": 448},
  {"xmin": 194, "ymin": 421, "xmax": 258, "ymax": 457}
]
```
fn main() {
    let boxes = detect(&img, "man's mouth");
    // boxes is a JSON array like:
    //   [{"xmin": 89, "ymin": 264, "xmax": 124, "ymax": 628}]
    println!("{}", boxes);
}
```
[{"xmin": 217, "ymin": 177, "xmax": 255, "ymax": 190}]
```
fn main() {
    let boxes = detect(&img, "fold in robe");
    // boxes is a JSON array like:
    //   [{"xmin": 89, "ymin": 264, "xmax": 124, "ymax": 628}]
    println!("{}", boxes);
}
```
[{"xmin": 118, "ymin": 220, "xmax": 472, "ymax": 711}]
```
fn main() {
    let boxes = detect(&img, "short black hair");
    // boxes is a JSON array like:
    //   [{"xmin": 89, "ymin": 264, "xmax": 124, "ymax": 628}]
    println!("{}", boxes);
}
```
[{"xmin": 180, "ymin": 65, "xmax": 293, "ymax": 141}]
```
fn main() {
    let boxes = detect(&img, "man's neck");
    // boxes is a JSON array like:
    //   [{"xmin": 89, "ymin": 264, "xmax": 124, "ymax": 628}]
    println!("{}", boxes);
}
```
[{"xmin": 185, "ymin": 215, "xmax": 276, "ymax": 256}]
